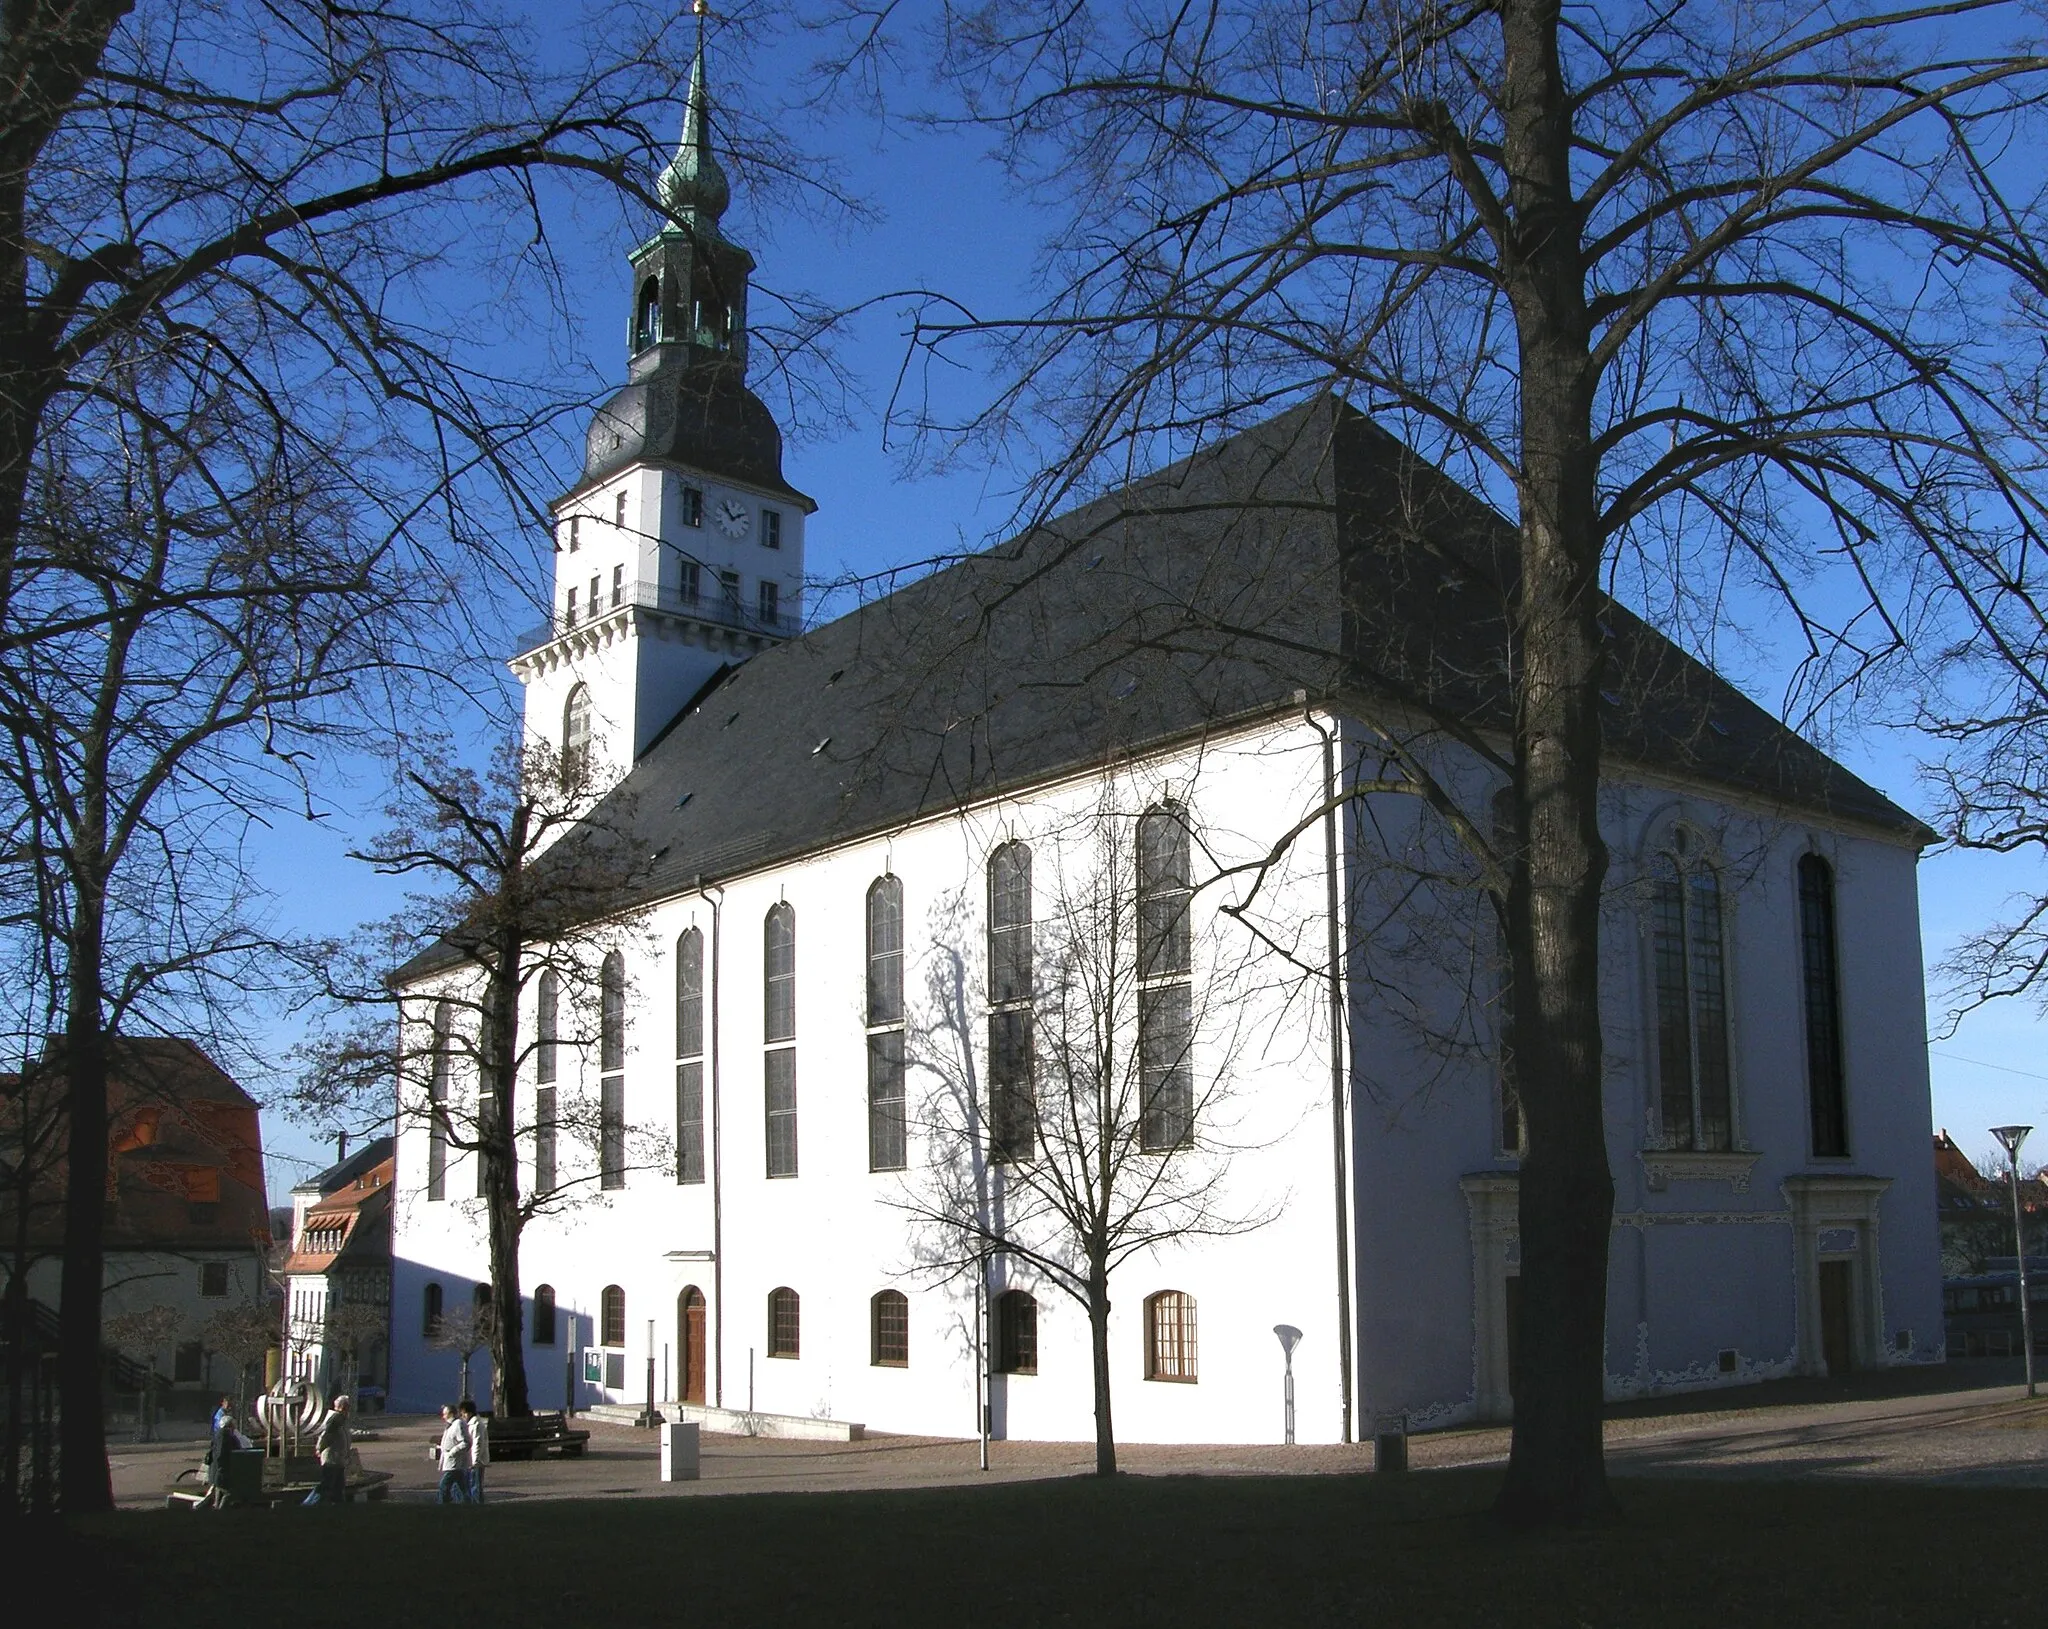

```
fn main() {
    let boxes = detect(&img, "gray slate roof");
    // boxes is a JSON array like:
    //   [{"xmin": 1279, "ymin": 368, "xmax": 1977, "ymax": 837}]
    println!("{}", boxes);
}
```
[
  {"xmin": 579, "ymin": 398, "xmax": 1922, "ymax": 904},
  {"xmin": 412, "ymin": 399, "xmax": 1924, "ymax": 979}
]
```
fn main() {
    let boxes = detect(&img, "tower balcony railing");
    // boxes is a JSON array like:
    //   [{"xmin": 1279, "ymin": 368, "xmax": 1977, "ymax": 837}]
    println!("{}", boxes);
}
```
[{"xmin": 514, "ymin": 577, "xmax": 802, "ymax": 657}]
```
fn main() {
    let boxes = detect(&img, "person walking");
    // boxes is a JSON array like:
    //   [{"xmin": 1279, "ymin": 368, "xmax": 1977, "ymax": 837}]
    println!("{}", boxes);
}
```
[
  {"xmin": 459, "ymin": 1397, "xmax": 490, "ymax": 1505},
  {"xmin": 211, "ymin": 1395, "xmax": 233, "ymax": 1434},
  {"xmin": 301, "ymin": 1393, "xmax": 352, "ymax": 1505},
  {"xmin": 434, "ymin": 1404, "xmax": 471, "ymax": 1504}
]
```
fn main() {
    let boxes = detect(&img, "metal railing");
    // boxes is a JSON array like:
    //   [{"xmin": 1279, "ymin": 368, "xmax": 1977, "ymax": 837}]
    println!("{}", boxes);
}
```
[{"xmin": 515, "ymin": 577, "xmax": 802, "ymax": 656}]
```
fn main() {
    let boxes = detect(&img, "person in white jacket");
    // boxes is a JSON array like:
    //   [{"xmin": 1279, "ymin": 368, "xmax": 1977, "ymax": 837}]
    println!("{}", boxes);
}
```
[
  {"xmin": 434, "ymin": 1404, "xmax": 470, "ymax": 1504},
  {"xmin": 459, "ymin": 1397, "xmax": 490, "ymax": 1504}
]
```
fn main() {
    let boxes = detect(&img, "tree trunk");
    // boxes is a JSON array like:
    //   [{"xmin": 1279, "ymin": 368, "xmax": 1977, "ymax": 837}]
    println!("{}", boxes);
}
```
[
  {"xmin": 1087, "ymin": 1268, "xmax": 1115, "ymax": 1477},
  {"xmin": 57, "ymin": 861, "xmax": 113, "ymax": 1514},
  {"xmin": 481, "ymin": 852, "xmax": 530, "ymax": 1417},
  {"xmin": 1493, "ymin": 0, "xmax": 1617, "ymax": 1529}
]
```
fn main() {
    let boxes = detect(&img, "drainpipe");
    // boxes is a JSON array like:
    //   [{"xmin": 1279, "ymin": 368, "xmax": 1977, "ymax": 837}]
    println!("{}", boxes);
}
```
[
  {"xmin": 704, "ymin": 882, "xmax": 726, "ymax": 1409},
  {"xmin": 1308, "ymin": 707, "xmax": 1356, "ymax": 1443}
]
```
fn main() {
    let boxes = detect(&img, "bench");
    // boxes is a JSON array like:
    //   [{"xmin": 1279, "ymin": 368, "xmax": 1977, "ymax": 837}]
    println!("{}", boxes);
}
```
[{"xmin": 487, "ymin": 1410, "xmax": 590, "ymax": 1460}]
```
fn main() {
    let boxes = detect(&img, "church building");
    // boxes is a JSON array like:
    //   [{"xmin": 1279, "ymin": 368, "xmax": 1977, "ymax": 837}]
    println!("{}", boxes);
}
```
[{"xmin": 385, "ymin": 39, "xmax": 1944, "ymax": 1442}]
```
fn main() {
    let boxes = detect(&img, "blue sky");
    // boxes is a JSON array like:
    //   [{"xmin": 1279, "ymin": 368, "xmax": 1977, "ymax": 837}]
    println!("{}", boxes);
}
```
[{"xmin": 251, "ymin": 8, "xmax": 2048, "ymax": 1196}]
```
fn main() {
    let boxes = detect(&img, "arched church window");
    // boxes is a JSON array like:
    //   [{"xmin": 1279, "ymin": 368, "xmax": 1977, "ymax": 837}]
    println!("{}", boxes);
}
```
[
  {"xmin": 562, "ymin": 685, "xmax": 592, "ymax": 787},
  {"xmin": 634, "ymin": 276, "xmax": 661, "ymax": 350},
  {"xmin": 1650, "ymin": 832, "xmax": 1733, "ymax": 1151}
]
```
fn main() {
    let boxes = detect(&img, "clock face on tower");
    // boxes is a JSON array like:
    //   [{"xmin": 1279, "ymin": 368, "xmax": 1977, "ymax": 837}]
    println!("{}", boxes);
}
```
[{"xmin": 715, "ymin": 497, "xmax": 750, "ymax": 539}]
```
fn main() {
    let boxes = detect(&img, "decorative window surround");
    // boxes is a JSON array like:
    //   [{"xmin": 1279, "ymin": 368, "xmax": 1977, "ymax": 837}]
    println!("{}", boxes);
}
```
[{"xmin": 1639, "ymin": 1148, "xmax": 1761, "ymax": 1194}]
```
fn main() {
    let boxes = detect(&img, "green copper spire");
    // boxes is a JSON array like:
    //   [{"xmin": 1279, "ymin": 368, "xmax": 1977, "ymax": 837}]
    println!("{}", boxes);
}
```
[{"xmin": 658, "ymin": 9, "xmax": 729, "ymax": 228}]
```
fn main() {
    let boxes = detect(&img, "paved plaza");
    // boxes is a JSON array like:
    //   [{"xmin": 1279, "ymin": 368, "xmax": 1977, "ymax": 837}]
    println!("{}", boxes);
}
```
[{"xmin": 102, "ymin": 1359, "xmax": 2048, "ymax": 1510}]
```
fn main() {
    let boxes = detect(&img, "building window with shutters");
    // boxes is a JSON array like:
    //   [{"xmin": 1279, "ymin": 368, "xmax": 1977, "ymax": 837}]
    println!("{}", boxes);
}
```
[
  {"xmin": 427, "ymin": 1000, "xmax": 452, "ymax": 1201},
  {"xmin": 600, "ymin": 953, "xmax": 626, "ymax": 1188},
  {"xmin": 1650, "ymin": 829, "xmax": 1734, "ymax": 1151},
  {"xmin": 1144, "ymin": 1291, "xmax": 1198, "ymax": 1381},
  {"xmin": 676, "ymin": 928, "xmax": 706, "ymax": 1183},
  {"xmin": 682, "ymin": 486, "xmax": 703, "ymax": 528},
  {"xmin": 1799, "ymin": 853, "xmax": 1849, "ymax": 1158},
  {"xmin": 1137, "ymin": 805, "xmax": 1194, "ymax": 1150},
  {"xmin": 533, "ymin": 1284, "xmax": 556, "ymax": 1346},
  {"xmin": 994, "ymin": 1289, "xmax": 1037, "ymax": 1375},
  {"xmin": 867, "ymin": 877, "xmax": 907, "ymax": 1171},
  {"xmin": 871, "ymin": 1290, "xmax": 909, "ymax": 1367},
  {"xmin": 764, "ymin": 904, "xmax": 798, "ymax": 1177},
  {"xmin": 768, "ymin": 1287, "xmax": 800, "ymax": 1358},
  {"xmin": 987, "ymin": 843, "xmax": 1035, "ymax": 1162}
]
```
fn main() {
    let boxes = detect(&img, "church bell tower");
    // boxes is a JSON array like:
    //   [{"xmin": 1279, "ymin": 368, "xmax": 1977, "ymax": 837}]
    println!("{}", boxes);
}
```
[{"xmin": 512, "ymin": 20, "xmax": 813, "ymax": 792}]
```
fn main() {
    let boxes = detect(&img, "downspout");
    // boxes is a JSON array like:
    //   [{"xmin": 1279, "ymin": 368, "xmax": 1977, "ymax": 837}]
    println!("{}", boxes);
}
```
[
  {"xmin": 705, "ymin": 882, "xmax": 726, "ymax": 1408},
  {"xmin": 1309, "ymin": 707, "xmax": 1356, "ymax": 1443}
]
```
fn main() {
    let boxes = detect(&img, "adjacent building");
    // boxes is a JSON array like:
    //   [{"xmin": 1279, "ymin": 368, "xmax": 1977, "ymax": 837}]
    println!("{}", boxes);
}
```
[{"xmin": 282, "ymin": 1137, "xmax": 395, "ymax": 1405}]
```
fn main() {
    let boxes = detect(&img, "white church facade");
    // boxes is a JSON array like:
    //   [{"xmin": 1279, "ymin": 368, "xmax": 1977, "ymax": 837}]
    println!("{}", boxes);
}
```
[{"xmin": 384, "ymin": 42, "xmax": 1944, "ymax": 1443}]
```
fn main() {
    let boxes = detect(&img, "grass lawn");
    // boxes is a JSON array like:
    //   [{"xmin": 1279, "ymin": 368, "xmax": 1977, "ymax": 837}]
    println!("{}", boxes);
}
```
[{"xmin": 19, "ymin": 1470, "xmax": 2037, "ymax": 1626}]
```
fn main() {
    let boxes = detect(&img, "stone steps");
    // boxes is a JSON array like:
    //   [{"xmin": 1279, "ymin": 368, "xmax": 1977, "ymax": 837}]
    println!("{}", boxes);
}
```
[{"xmin": 579, "ymin": 1401, "xmax": 862, "ymax": 1441}]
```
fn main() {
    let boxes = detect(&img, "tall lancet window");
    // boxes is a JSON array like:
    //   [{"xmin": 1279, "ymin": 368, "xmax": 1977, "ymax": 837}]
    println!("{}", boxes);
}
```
[
  {"xmin": 987, "ymin": 843, "xmax": 1034, "ymax": 1163},
  {"xmin": 764, "ymin": 903, "xmax": 798, "ymax": 1177},
  {"xmin": 675, "ymin": 928, "xmax": 706, "ymax": 1184},
  {"xmin": 1650, "ymin": 831, "xmax": 1733, "ymax": 1151},
  {"xmin": 1137, "ymin": 804, "xmax": 1195, "ymax": 1151},
  {"xmin": 562, "ymin": 685, "xmax": 592, "ymax": 787},
  {"xmin": 866, "ymin": 877, "xmax": 906, "ymax": 1172},
  {"xmin": 599, "ymin": 952, "xmax": 626, "ymax": 1188},
  {"xmin": 1798, "ymin": 854, "xmax": 1849, "ymax": 1157}
]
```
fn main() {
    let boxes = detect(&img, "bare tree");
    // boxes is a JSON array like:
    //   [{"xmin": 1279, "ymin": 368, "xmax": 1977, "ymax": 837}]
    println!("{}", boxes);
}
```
[
  {"xmin": 426, "ymin": 1297, "xmax": 495, "ymax": 1407},
  {"xmin": 807, "ymin": 0, "xmax": 2048, "ymax": 1523},
  {"xmin": 201, "ymin": 1302, "xmax": 278, "ymax": 1422},
  {"xmin": 100, "ymin": 1304, "xmax": 179, "ymax": 1440},
  {"xmin": 321, "ymin": 1301, "xmax": 390, "ymax": 1407},
  {"xmin": 293, "ymin": 732, "xmax": 668, "ymax": 1419},
  {"xmin": 899, "ymin": 790, "xmax": 1271, "ymax": 1476}
]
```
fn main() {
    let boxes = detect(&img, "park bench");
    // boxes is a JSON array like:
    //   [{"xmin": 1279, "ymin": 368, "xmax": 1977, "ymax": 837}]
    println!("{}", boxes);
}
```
[{"xmin": 487, "ymin": 1410, "xmax": 590, "ymax": 1460}]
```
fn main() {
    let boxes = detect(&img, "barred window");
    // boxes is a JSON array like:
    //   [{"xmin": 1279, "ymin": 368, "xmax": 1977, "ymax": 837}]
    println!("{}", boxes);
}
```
[
  {"xmin": 427, "ymin": 1000, "xmax": 452, "ymax": 1202},
  {"xmin": 1799, "ymin": 854, "xmax": 1848, "ymax": 1158},
  {"xmin": 867, "ymin": 1030, "xmax": 907, "ymax": 1172},
  {"xmin": 600, "ymin": 1076, "xmax": 625, "ymax": 1189},
  {"xmin": 601, "ymin": 1284, "xmax": 626, "ymax": 1348},
  {"xmin": 988, "ymin": 1009, "xmax": 1036, "ymax": 1163},
  {"xmin": 534, "ymin": 1085, "xmax": 557, "ymax": 1196},
  {"xmin": 1137, "ymin": 807, "xmax": 1192, "ymax": 979},
  {"xmin": 600, "ymin": 952, "xmax": 626, "ymax": 1073},
  {"xmin": 533, "ymin": 1284, "xmax": 556, "ymax": 1346},
  {"xmin": 536, "ymin": 970, "xmax": 560, "ymax": 1085},
  {"xmin": 1145, "ymin": 1291, "xmax": 1198, "ymax": 1382},
  {"xmin": 867, "ymin": 877, "xmax": 907, "ymax": 1171},
  {"xmin": 1650, "ymin": 837, "xmax": 1733, "ymax": 1151},
  {"xmin": 866, "ymin": 877, "xmax": 904, "ymax": 1026},
  {"xmin": 676, "ymin": 929, "xmax": 704, "ymax": 1059},
  {"xmin": 765, "ymin": 905, "xmax": 798, "ymax": 1177},
  {"xmin": 988, "ymin": 844, "xmax": 1033, "ymax": 1006},
  {"xmin": 871, "ymin": 1289, "xmax": 909, "ymax": 1367},
  {"xmin": 676, "ymin": 1063, "xmax": 705, "ymax": 1184},
  {"xmin": 764, "ymin": 905, "xmax": 795, "ymax": 1042},
  {"xmin": 676, "ymin": 928, "xmax": 705, "ymax": 1184},
  {"xmin": 768, "ymin": 1287, "xmax": 800, "ymax": 1358},
  {"xmin": 994, "ymin": 1289, "xmax": 1037, "ymax": 1375}
]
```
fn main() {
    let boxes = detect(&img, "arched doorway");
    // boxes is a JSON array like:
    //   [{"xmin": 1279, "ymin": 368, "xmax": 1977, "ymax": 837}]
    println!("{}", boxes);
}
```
[{"xmin": 677, "ymin": 1286, "xmax": 706, "ymax": 1405}]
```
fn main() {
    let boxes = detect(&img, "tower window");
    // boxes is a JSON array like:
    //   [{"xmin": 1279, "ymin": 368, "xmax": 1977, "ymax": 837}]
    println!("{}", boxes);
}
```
[
  {"xmin": 589, "ymin": 575, "xmax": 600, "ymax": 616},
  {"xmin": 635, "ymin": 276, "xmax": 661, "ymax": 351},
  {"xmin": 691, "ymin": 260, "xmax": 728, "ymax": 350},
  {"xmin": 762, "ymin": 510, "xmax": 781, "ymax": 549},
  {"xmin": 758, "ymin": 581, "xmax": 779, "ymax": 623},
  {"xmin": 677, "ymin": 561, "xmax": 700, "ymax": 604},
  {"xmin": 681, "ymin": 486, "xmax": 703, "ymax": 528},
  {"xmin": 615, "ymin": 491, "xmax": 627, "ymax": 528},
  {"xmin": 719, "ymin": 570, "xmax": 740, "ymax": 613},
  {"xmin": 565, "ymin": 586, "xmax": 578, "ymax": 628},
  {"xmin": 563, "ymin": 684, "xmax": 592, "ymax": 787},
  {"xmin": 612, "ymin": 564, "xmax": 624, "ymax": 608},
  {"xmin": 568, "ymin": 515, "xmax": 581, "ymax": 553}
]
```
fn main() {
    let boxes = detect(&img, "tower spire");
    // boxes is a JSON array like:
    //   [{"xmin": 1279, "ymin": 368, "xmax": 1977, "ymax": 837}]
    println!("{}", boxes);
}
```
[{"xmin": 659, "ymin": 2, "xmax": 729, "ymax": 228}]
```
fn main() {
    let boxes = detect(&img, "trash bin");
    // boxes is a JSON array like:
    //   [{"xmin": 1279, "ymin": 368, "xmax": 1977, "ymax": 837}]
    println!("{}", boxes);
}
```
[{"xmin": 660, "ymin": 1420, "xmax": 700, "ymax": 1482}]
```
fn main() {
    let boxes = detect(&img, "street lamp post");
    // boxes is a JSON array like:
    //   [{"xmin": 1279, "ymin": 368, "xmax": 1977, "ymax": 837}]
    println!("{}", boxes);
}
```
[
  {"xmin": 1273, "ymin": 1325, "xmax": 1302, "ymax": 1445},
  {"xmin": 1993, "ymin": 1124, "xmax": 2036, "ymax": 1399},
  {"xmin": 637, "ymin": 1318, "xmax": 662, "ymax": 1427}
]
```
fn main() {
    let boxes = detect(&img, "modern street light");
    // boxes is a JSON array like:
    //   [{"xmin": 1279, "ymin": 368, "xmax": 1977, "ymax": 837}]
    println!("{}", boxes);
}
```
[
  {"xmin": 1992, "ymin": 1124, "xmax": 2037, "ymax": 1399},
  {"xmin": 636, "ymin": 1317, "xmax": 662, "ymax": 1427},
  {"xmin": 1273, "ymin": 1325, "xmax": 1302, "ymax": 1445}
]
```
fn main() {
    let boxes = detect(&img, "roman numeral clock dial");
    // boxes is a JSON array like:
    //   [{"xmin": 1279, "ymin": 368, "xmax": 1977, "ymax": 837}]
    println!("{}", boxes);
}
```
[{"xmin": 716, "ymin": 497, "xmax": 750, "ymax": 539}]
